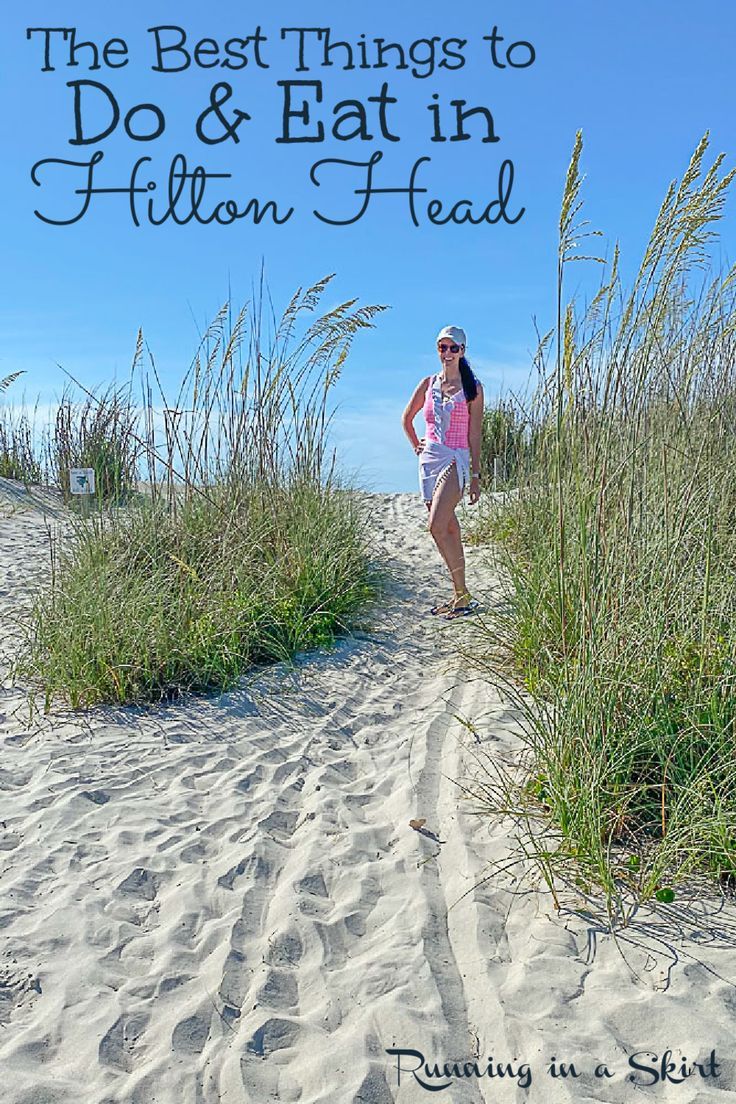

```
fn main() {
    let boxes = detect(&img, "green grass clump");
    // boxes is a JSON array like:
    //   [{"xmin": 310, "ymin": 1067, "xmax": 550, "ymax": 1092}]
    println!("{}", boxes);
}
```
[
  {"xmin": 50, "ymin": 384, "xmax": 140, "ymax": 504},
  {"xmin": 23, "ymin": 482, "xmax": 375, "ymax": 708},
  {"xmin": 17, "ymin": 277, "xmax": 384, "ymax": 709},
  {"xmin": 467, "ymin": 133, "xmax": 736, "ymax": 916},
  {"xmin": 0, "ymin": 374, "xmax": 44, "ymax": 484},
  {"xmin": 0, "ymin": 407, "xmax": 44, "ymax": 483},
  {"xmin": 0, "ymin": 372, "xmax": 140, "ymax": 501},
  {"xmin": 479, "ymin": 398, "xmax": 530, "ymax": 489}
]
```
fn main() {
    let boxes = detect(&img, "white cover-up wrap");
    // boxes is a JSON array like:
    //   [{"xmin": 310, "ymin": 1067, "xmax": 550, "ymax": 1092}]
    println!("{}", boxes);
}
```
[{"xmin": 419, "ymin": 440, "xmax": 471, "ymax": 504}]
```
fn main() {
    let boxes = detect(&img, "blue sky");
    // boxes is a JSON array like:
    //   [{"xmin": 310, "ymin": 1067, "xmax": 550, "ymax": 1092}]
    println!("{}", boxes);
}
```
[{"xmin": 2, "ymin": 1, "xmax": 735, "ymax": 490}]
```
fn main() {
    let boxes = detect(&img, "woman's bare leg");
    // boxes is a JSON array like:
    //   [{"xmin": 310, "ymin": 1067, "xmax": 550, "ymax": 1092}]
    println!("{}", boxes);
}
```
[{"xmin": 427, "ymin": 464, "xmax": 468, "ymax": 598}]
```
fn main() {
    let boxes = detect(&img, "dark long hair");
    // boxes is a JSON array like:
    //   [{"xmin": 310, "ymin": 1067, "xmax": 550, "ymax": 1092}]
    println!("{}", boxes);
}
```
[{"xmin": 459, "ymin": 355, "xmax": 479, "ymax": 402}]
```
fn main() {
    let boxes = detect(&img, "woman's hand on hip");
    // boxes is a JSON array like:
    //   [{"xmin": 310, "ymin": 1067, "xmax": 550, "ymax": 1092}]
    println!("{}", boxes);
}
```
[{"xmin": 413, "ymin": 438, "xmax": 425, "ymax": 456}]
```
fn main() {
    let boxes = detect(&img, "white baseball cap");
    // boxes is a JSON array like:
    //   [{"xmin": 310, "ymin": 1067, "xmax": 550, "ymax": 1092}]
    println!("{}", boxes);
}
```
[{"xmin": 436, "ymin": 326, "xmax": 467, "ymax": 347}]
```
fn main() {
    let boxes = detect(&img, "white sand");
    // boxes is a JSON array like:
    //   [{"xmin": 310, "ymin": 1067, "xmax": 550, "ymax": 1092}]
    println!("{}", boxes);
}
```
[{"xmin": 1, "ymin": 479, "xmax": 736, "ymax": 1103}]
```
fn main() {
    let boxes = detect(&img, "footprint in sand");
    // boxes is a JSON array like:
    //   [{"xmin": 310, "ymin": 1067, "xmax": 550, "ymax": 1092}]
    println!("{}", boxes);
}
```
[
  {"xmin": 171, "ymin": 1004, "xmax": 213, "ymax": 1055},
  {"xmin": 117, "ymin": 867, "xmax": 160, "ymax": 901},
  {"xmin": 255, "ymin": 968, "xmax": 299, "ymax": 1012},
  {"xmin": 98, "ymin": 1011, "xmax": 150, "ymax": 1073}
]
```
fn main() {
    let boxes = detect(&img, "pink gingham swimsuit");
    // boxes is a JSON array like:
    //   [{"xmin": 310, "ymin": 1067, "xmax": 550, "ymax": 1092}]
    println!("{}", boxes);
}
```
[{"xmin": 419, "ymin": 374, "xmax": 474, "ymax": 503}]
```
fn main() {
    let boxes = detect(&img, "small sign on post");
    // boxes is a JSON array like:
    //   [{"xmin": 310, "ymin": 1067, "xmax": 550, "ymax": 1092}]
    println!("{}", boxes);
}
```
[{"xmin": 69, "ymin": 468, "xmax": 96, "ymax": 495}]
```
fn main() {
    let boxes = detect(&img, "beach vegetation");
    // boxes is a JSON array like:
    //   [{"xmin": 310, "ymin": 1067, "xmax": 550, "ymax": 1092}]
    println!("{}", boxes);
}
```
[
  {"xmin": 16, "ymin": 277, "xmax": 384, "ymax": 709},
  {"xmin": 0, "ymin": 404, "xmax": 44, "ymax": 484},
  {"xmin": 479, "ymin": 398, "xmax": 530, "ymax": 491},
  {"xmin": 50, "ymin": 384, "xmax": 141, "ymax": 504},
  {"xmin": 465, "ymin": 132, "xmax": 736, "ymax": 916},
  {"xmin": 0, "ymin": 372, "xmax": 45, "ymax": 484}
]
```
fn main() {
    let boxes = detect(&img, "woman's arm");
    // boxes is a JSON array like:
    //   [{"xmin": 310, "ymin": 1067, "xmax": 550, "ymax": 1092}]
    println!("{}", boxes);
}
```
[
  {"xmin": 402, "ymin": 377, "xmax": 431, "ymax": 454},
  {"xmin": 467, "ymin": 383, "xmax": 484, "ymax": 504}
]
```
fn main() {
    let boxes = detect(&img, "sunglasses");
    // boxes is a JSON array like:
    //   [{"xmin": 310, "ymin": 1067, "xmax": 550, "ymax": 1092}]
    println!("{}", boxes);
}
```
[{"xmin": 438, "ymin": 343, "xmax": 461, "ymax": 354}]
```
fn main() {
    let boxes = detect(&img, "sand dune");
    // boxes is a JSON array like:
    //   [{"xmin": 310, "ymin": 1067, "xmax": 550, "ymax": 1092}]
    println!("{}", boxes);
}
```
[{"xmin": 1, "ymin": 482, "xmax": 736, "ymax": 1103}]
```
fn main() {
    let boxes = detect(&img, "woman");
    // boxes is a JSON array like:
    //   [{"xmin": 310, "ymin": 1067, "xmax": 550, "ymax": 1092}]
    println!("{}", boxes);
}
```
[{"xmin": 401, "ymin": 326, "xmax": 484, "ymax": 619}]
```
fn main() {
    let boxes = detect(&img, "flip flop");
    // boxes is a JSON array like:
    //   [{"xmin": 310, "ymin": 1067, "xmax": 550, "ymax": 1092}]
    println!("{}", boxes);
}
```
[
  {"xmin": 430, "ymin": 599, "xmax": 455, "ymax": 615},
  {"xmin": 444, "ymin": 598, "xmax": 480, "ymax": 620}
]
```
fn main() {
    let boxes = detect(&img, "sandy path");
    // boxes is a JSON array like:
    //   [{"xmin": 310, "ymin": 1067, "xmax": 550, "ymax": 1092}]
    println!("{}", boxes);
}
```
[{"xmin": 2, "ymin": 482, "xmax": 736, "ymax": 1104}]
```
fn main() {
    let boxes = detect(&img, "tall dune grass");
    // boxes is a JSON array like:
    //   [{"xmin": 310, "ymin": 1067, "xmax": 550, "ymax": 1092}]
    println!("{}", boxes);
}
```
[
  {"xmin": 467, "ymin": 133, "xmax": 736, "ymax": 916},
  {"xmin": 17, "ymin": 277, "xmax": 384, "ymax": 710},
  {"xmin": 0, "ymin": 405, "xmax": 44, "ymax": 484},
  {"xmin": 479, "ymin": 397, "xmax": 530, "ymax": 490},
  {"xmin": 50, "ymin": 384, "xmax": 140, "ymax": 504},
  {"xmin": 1, "ymin": 372, "xmax": 141, "ymax": 498},
  {"xmin": 0, "ymin": 373, "xmax": 45, "ymax": 484}
]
